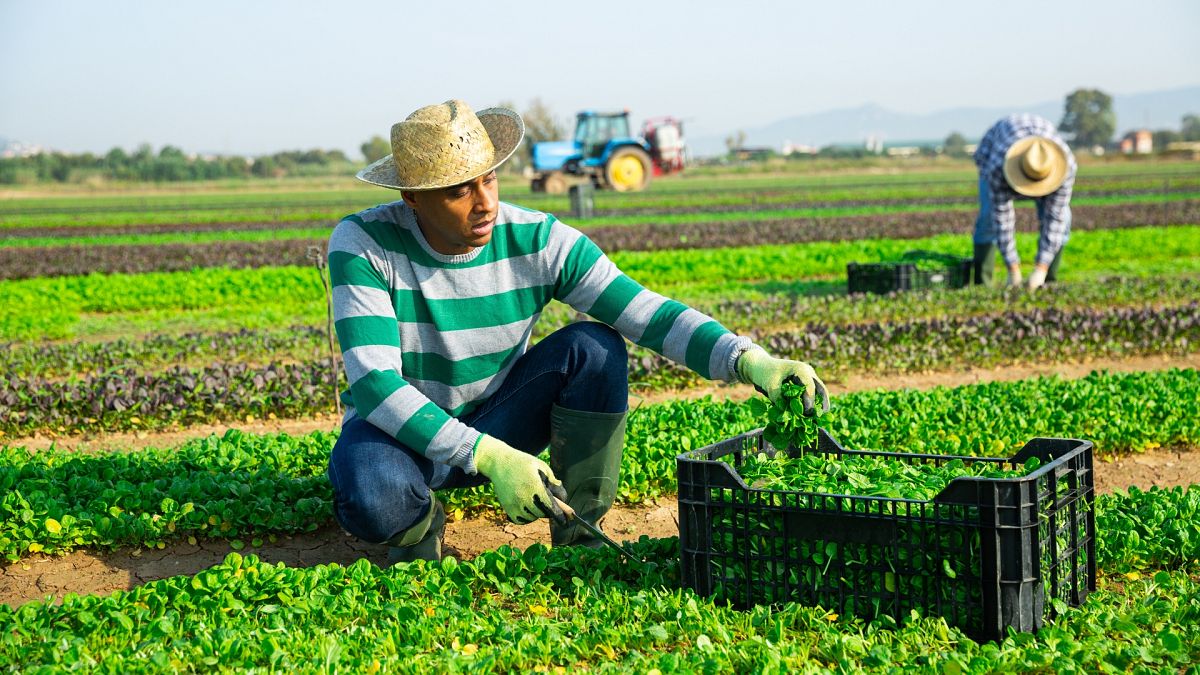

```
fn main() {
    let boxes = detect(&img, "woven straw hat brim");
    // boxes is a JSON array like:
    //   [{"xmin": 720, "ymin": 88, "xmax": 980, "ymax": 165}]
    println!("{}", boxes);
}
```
[
  {"xmin": 1002, "ymin": 135, "xmax": 1069, "ymax": 197},
  {"xmin": 356, "ymin": 107, "xmax": 525, "ymax": 191}
]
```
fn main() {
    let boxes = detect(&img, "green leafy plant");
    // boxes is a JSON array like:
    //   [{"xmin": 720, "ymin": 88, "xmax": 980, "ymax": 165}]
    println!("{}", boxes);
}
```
[
  {"xmin": 3, "ymin": 368, "xmax": 1198, "ymax": 560},
  {"xmin": 748, "ymin": 378, "xmax": 828, "ymax": 454},
  {"xmin": 1, "ymin": 543, "xmax": 1196, "ymax": 671}
]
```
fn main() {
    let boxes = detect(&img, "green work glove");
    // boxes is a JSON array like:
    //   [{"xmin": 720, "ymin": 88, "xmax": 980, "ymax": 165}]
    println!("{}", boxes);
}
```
[
  {"xmin": 737, "ymin": 347, "xmax": 830, "ymax": 415},
  {"xmin": 474, "ymin": 435, "xmax": 568, "ymax": 525}
]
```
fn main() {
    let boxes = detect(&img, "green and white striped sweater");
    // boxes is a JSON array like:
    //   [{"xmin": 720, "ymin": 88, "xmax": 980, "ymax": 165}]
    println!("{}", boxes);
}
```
[{"xmin": 327, "ymin": 200, "xmax": 751, "ymax": 472}]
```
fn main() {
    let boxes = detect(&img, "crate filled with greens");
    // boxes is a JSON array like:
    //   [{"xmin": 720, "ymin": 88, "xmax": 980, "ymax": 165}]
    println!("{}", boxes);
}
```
[
  {"xmin": 677, "ymin": 426, "xmax": 1096, "ymax": 642},
  {"xmin": 847, "ymin": 249, "xmax": 973, "ymax": 295}
]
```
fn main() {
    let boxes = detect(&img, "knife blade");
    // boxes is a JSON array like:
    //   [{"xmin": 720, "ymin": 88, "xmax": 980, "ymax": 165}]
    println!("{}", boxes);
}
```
[{"xmin": 552, "ymin": 497, "xmax": 638, "ymax": 562}]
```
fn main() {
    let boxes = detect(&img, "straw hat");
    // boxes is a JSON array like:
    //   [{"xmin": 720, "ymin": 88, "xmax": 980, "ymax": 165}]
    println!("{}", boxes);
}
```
[
  {"xmin": 357, "ymin": 99, "xmax": 524, "ymax": 191},
  {"xmin": 1002, "ymin": 136, "xmax": 1069, "ymax": 197}
]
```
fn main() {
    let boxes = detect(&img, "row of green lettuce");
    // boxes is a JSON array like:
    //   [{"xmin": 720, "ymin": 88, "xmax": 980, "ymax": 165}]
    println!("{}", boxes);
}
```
[
  {"xmin": 4, "ymin": 275, "xmax": 1196, "ymax": 379},
  {"xmin": 4, "ymin": 368, "xmax": 1197, "ymax": 561},
  {"xmin": 3, "ymin": 225, "xmax": 1198, "ymax": 342},
  {"xmin": 1, "ymin": 541, "xmax": 1196, "ymax": 672}
]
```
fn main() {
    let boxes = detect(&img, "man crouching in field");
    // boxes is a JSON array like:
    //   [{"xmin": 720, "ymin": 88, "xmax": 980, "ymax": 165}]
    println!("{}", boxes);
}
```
[{"xmin": 324, "ymin": 99, "xmax": 829, "ymax": 564}]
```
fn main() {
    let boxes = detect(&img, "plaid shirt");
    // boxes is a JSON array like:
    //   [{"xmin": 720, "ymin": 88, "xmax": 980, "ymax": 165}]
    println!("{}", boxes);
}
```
[{"xmin": 974, "ymin": 114, "xmax": 1077, "ymax": 266}]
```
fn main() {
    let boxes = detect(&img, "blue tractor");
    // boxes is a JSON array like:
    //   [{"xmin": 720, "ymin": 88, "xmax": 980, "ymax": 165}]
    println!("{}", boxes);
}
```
[{"xmin": 529, "ymin": 110, "xmax": 686, "ymax": 194}]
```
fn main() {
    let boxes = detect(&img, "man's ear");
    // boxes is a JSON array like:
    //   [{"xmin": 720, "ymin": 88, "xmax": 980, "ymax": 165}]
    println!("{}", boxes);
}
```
[{"xmin": 400, "ymin": 190, "xmax": 418, "ymax": 208}]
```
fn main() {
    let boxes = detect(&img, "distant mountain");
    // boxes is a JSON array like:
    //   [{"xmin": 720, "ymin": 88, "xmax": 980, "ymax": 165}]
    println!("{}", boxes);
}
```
[{"xmin": 689, "ymin": 85, "xmax": 1200, "ymax": 157}]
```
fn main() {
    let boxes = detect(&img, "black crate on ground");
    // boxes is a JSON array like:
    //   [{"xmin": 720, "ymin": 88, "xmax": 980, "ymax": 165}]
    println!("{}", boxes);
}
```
[
  {"xmin": 677, "ymin": 428, "xmax": 1096, "ymax": 642},
  {"xmin": 847, "ymin": 249, "xmax": 974, "ymax": 295}
]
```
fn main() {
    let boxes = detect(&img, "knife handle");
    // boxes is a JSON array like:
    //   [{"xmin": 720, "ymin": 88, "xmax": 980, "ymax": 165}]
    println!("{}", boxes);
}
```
[{"xmin": 552, "ymin": 496, "xmax": 577, "ymax": 520}]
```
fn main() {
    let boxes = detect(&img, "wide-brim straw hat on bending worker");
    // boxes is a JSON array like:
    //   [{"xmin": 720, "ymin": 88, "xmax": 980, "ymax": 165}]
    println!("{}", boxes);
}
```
[
  {"xmin": 357, "ymin": 99, "xmax": 525, "ymax": 191},
  {"xmin": 1002, "ymin": 135, "xmax": 1069, "ymax": 198}
]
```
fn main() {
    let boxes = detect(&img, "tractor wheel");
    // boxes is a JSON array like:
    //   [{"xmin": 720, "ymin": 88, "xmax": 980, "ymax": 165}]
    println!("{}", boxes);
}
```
[
  {"xmin": 605, "ymin": 146, "xmax": 652, "ymax": 192},
  {"xmin": 543, "ymin": 172, "xmax": 568, "ymax": 195},
  {"xmin": 530, "ymin": 177, "xmax": 545, "ymax": 193}
]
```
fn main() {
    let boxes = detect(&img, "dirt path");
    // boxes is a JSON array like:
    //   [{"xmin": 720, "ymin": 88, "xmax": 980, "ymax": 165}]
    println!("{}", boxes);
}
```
[
  {"xmin": 0, "ymin": 502, "xmax": 680, "ymax": 608},
  {"xmin": 4, "ymin": 353, "xmax": 1198, "ymax": 608}
]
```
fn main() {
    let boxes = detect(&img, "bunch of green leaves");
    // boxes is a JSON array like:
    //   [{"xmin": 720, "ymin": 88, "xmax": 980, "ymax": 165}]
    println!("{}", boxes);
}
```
[
  {"xmin": 748, "ymin": 379, "xmax": 830, "ymax": 454},
  {"xmin": 737, "ymin": 453, "xmax": 1027, "ymax": 500}
]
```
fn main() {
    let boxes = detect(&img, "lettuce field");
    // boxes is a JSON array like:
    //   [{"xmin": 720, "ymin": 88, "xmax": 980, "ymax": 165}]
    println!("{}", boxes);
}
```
[{"xmin": 2, "ymin": 161, "xmax": 1199, "ymax": 672}]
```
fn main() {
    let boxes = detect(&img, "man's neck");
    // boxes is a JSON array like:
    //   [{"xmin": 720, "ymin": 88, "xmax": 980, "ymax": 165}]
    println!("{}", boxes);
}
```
[{"xmin": 412, "ymin": 211, "xmax": 474, "ymax": 256}]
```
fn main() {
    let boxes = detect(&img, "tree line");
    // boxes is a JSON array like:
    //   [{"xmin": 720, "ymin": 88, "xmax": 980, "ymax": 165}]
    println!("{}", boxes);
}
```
[
  {"xmin": 3, "ymin": 98, "xmax": 568, "ymax": 186},
  {"xmin": 6, "ymin": 92, "xmax": 1196, "ymax": 185},
  {"xmin": 0, "ymin": 145, "xmax": 353, "ymax": 185}
]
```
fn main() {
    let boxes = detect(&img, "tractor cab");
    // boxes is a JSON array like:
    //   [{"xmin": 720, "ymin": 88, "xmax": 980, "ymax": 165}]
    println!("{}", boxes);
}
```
[{"xmin": 575, "ymin": 111, "xmax": 633, "ymax": 160}]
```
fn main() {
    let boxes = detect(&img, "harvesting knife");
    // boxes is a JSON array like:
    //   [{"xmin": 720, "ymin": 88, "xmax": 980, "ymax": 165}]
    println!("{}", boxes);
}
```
[{"xmin": 552, "ymin": 497, "xmax": 639, "ymax": 563}]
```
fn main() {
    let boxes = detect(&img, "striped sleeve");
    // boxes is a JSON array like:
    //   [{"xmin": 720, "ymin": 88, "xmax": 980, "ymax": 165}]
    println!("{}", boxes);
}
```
[
  {"xmin": 327, "ymin": 218, "xmax": 481, "ymax": 471},
  {"xmin": 551, "ymin": 222, "xmax": 750, "ymax": 381}
]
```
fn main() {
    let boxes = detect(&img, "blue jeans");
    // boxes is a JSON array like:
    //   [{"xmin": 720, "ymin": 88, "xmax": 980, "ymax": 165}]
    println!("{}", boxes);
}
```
[
  {"xmin": 326, "ymin": 321, "xmax": 629, "ymax": 544},
  {"xmin": 973, "ymin": 175, "xmax": 996, "ymax": 246}
]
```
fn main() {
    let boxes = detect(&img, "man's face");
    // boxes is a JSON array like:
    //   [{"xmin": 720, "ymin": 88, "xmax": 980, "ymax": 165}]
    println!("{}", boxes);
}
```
[{"xmin": 402, "ymin": 171, "xmax": 499, "ymax": 255}]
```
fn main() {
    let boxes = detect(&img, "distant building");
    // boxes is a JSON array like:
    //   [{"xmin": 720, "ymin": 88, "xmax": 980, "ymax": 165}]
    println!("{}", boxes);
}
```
[
  {"xmin": 1119, "ymin": 130, "xmax": 1153, "ymax": 155},
  {"xmin": 782, "ymin": 141, "xmax": 818, "ymax": 156},
  {"xmin": 1165, "ymin": 141, "xmax": 1200, "ymax": 159},
  {"xmin": 885, "ymin": 146, "xmax": 921, "ymax": 157}
]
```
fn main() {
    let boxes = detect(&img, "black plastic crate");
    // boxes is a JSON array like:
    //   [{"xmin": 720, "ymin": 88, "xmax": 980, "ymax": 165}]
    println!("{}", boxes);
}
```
[
  {"xmin": 677, "ymin": 429, "xmax": 1096, "ymax": 642},
  {"xmin": 847, "ymin": 249, "xmax": 974, "ymax": 295}
]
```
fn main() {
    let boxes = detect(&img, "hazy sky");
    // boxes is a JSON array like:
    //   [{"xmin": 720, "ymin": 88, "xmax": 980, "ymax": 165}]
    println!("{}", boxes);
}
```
[{"xmin": 3, "ymin": 0, "xmax": 1198, "ymax": 158}]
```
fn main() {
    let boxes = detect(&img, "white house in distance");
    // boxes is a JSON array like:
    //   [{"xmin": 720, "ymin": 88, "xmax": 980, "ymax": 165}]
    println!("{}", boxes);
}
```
[{"xmin": 1119, "ymin": 130, "xmax": 1153, "ymax": 154}]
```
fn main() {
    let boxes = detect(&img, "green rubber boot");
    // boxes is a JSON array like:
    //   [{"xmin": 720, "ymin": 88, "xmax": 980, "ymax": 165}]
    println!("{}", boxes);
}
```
[
  {"xmin": 385, "ymin": 496, "xmax": 445, "ymax": 565},
  {"xmin": 547, "ymin": 404, "xmax": 628, "ymax": 548},
  {"xmin": 973, "ymin": 243, "xmax": 996, "ymax": 286}
]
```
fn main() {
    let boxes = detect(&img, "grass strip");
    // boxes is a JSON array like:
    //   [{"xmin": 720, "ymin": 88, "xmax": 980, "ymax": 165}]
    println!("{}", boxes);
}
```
[
  {"xmin": 2, "ymin": 225, "xmax": 1197, "ymax": 342},
  {"xmin": 7, "ymin": 275, "xmax": 1196, "ymax": 378},
  {"xmin": 2, "ymin": 164, "xmax": 1194, "ymax": 218},
  {"xmin": 3, "ymin": 185, "xmax": 1197, "ymax": 231}
]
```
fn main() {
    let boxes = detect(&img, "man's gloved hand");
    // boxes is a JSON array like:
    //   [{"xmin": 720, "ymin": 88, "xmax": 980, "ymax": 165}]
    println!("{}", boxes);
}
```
[
  {"xmin": 1006, "ymin": 264, "xmax": 1023, "ymax": 288},
  {"xmin": 474, "ymin": 435, "xmax": 568, "ymax": 525},
  {"xmin": 1027, "ymin": 265, "xmax": 1048, "ymax": 291},
  {"xmin": 737, "ymin": 347, "xmax": 830, "ymax": 415}
]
